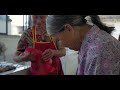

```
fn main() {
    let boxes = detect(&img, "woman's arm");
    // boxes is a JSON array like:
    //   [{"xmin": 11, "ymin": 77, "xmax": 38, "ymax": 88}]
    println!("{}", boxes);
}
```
[
  {"xmin": 53, "ymin": 48, "xmax": 66, "ymax": 57},
  {"xmin": 13, "ymin": 51, "xmax": 30, "ymax": 63},
  {"xmin": 13, "ymin": 30, "xmax": 31, "ymax": 63},
  {"xmin": 13, "ymin": 51, "xmax": 23, "ymax": 62},
  {"xmin": 53, "ymin": 40, "xmax": 66, "ymax": 57}
]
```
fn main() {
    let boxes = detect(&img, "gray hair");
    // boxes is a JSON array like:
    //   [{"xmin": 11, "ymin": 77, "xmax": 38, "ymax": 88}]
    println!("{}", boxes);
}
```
[
  {"xmin": 46, "ymin": 15, "xmax": 115, "ymax": 35},
  {"xmin": 46, "ymin": 15, "xmax": 87, "ymax": 35}
]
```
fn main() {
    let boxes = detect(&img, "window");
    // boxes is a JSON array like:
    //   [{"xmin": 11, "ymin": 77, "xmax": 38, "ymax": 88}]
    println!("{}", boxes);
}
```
[
  {"xmin": 0, "ymin": 15, "xmax": 8, "ymax": 35},
  {"xmin": 0, "ymin": 15, "xmax": 30, "ymax": 66}
]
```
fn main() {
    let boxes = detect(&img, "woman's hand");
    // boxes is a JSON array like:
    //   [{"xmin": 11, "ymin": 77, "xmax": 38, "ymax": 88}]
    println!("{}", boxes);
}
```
[
  {"xmin": 18, "ymin": 52, "xmax": 30, "ymax": 61},
  {"xmin": 42, "ymin": 49, "xmax": 55, "ymax": 61}
]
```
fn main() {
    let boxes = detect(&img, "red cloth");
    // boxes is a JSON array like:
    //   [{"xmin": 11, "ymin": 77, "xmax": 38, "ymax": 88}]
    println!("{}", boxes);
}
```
[
  {"xmin": 25, "ymin": 48, "xmax": 56, "ymax": 75},
  {"xmin": 32, "ymin": 42, "xmax": 64, "ymax": 75}
]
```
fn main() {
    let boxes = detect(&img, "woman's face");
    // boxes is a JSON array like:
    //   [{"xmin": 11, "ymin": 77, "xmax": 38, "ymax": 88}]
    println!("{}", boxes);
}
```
[
  {"xmin": 35, "ymin": 15, "xmax": 47, "ymax": 32},
  {"xmin": 53, "ymin": 24, "xmax": 76, "ymax": 50},
  {"xmin": 32, "ymin": 15, "xmax": 38, "ymax": 25}
]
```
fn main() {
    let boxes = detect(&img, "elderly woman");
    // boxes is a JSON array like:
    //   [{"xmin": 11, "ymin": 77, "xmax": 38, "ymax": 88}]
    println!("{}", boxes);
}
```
[
  {"xmin": 13, "ymin": 15, "xmax": 66, "ymax": 75},
  {"xmin": 46, "ymin": 15, "xmax": 120, "ymax": 75}
]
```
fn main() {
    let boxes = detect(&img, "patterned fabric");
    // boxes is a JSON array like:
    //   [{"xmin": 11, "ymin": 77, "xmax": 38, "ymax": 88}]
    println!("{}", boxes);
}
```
[
  {"xmin": 77, "ymin": 25, "xmax": 120, "ymax": 75},
  {"xmin": 17, "ymin": 28, "xmax": 58, "ymax": 52}
]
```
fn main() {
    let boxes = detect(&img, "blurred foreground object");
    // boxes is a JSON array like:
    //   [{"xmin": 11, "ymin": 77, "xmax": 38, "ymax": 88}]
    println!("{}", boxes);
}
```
[
  {"xmin": 0, "ymin": 62, "xmax": 16, "ymax": 73},
  {"xmin": 0, "ymin": 41, "xmax": 7, "ymax": 55}
]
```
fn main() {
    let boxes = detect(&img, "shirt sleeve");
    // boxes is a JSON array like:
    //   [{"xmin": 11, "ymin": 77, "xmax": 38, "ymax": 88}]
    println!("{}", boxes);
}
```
[{"xmin": 17, "ymin": 31, "xmax": 30, "ymax": 52}]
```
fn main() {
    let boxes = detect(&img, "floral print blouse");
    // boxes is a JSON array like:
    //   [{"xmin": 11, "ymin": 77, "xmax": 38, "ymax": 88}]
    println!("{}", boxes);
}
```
[
  {"xmin": 77, "ymin": 25, "xmax": 120, "ymax": 75},
  {"xmin": 17, "ymin": 28, "xmax": 58, "ymax": 52}
]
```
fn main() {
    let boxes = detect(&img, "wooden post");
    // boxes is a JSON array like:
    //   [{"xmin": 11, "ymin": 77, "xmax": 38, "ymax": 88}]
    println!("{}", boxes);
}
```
[{"xmin": 6, "ymin": 15, "xmax": 8, "ymax": 35}]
